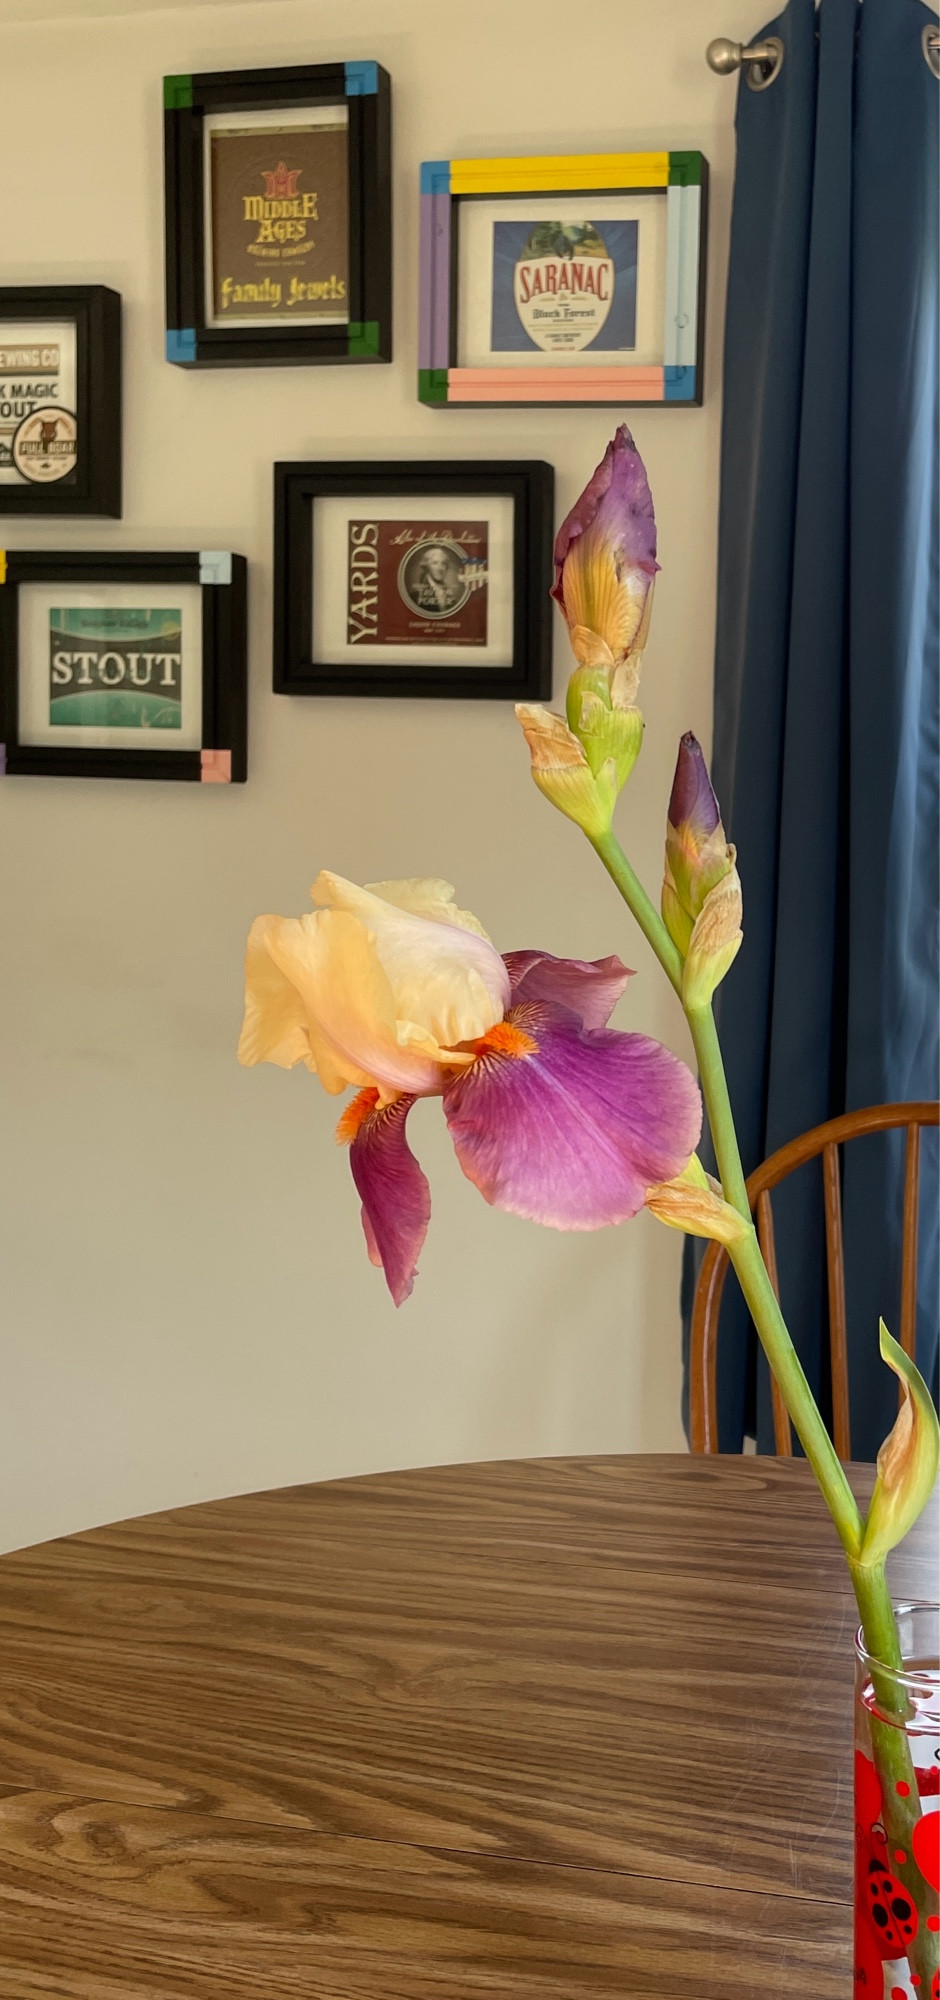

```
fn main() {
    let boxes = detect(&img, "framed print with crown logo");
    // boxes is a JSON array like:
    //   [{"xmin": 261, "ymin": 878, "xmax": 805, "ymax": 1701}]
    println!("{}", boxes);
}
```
[{"xmin": 163, "ymin": 61, "xmax": 391, "ymax": 369}]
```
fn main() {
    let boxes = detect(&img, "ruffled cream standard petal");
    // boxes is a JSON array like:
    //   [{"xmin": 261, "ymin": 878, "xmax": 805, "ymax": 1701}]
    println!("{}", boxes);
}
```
[
  {"xmin": 362, "ymin": 877, "xmax": 491, "ymax": 939},
  {"xmin": 263, "ymin": 909, "xmax": 448, "ymax": 1102},
  {"xmin": 238, "ymin": 915, "xmax": 320, "ymax": 1072},
  {"xmin": 311, "ymin": 872, "xmax": 510, "ymax": 1049}
]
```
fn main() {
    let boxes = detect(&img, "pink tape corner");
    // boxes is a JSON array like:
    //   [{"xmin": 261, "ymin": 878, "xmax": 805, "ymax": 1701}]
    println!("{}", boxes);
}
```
[{"xmin": 200, "ymin": 749, "xmax": 232, "ymax": 784}]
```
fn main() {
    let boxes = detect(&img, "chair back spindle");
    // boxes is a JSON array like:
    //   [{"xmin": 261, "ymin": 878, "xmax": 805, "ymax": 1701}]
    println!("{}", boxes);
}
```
[{"xmin": 689, "ymin": 1102, "xmax": 939, "ymax": 1458}]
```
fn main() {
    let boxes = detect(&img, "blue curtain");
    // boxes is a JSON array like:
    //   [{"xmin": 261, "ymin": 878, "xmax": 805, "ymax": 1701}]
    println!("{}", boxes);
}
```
[{"xmin": 683, "ymin": 0, "xmax": 939, "ymax": 1457}]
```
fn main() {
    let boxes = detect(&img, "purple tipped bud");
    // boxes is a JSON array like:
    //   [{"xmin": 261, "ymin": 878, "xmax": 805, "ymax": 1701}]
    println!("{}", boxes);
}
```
[
  {"xmin": 662, "ymin": 733, "xmax": 743, "ymax": 1003},
  {"xmin": 551, "ymin": 426, "xmax": 659, "ymax": 678},
  {"xmin": 552, "ymin": 424, "xmax": 658, "ymax": 608},
  {"xmin": 668, "ymin": 733, "xmax": 721, "ymax": 840}
]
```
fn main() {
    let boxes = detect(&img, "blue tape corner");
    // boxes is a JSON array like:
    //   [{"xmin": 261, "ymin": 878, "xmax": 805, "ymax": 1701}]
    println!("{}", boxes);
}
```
[
  {"xmin": 420, "ymin": 159, "xmax": 450, "ymax": 196},
  {"xmin": 166, "ymin": 328, "xmax": 197, "ymax": 365},
  {"xmin": 345, "ymin": 59, "xmax": 378, "ymax": 95},
  {"xmin": 199, "ymin": 551, "xmax": 233, "ymax": 586},
  {"xmin": 664, "ymin": 364, "xmax": 696, "ymax": 402}
]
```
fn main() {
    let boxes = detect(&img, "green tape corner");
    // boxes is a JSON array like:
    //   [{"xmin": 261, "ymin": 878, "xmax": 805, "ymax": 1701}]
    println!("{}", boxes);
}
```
[
  {"xmin": 347, "ymin": 320, "xmax": 381, "ymax": 359},
  {"xmin": 668, "ymin": 151, "xmax": 702, "ymax": 187},
  {"xmin": 417, "ymin": 368, "xmax": 449, "ymax": 406},
  {"xmin": 163, "ymin": 74, "xmax": 193, "ymax": 110}
]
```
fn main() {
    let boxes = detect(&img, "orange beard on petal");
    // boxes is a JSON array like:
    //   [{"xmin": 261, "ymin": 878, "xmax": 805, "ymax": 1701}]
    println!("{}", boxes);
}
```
[
  {"xmin": 335, "ymin": 1086, "xmax": 381, "ymax": 1145},
  {"xmin": 472, "ymin": 1019, "xmax": 539, "ymax": 1061}
]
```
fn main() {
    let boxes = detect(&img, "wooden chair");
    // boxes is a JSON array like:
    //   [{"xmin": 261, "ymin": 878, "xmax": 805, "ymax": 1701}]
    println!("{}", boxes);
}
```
[{"xmin": 689, "ymin": 1102, "xmax": 940, "ymax": 1457}]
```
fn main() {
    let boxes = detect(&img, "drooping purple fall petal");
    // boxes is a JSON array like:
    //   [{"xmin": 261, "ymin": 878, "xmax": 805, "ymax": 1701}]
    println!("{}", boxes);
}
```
[
  {"xmin": 339, "ymin": 1090, "xmax": 431, "ymax": 1306},
  {"xmin": 503, "ymin": 949, "xmax": 633, "ymax": 1030},
  {"xmin": 443, "ymin": 1001, "xmax": 702, "ymax": 1230},
  {"xmin": 551, "ymin": 423, "xmax": 659, "ymax": 612}
]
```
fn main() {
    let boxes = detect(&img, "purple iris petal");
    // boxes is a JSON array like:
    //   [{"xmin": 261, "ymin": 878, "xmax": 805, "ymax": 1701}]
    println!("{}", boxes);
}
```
[
  {"xmin": 443, "ymin": 1001, "xmax": 702, "ymax": 1230},
  {"xmin": 348, "ymin": 1094, "xmax": 431, "ymax": 1306},
  {"xmin": 668, "ymin": 732, "xmax": 720, "ymax": 838},
  {"xmin": 551, "ymin": 424, "xmax": 659, "ymax": 610},
  {"xmin": 503, "ymin": 950, "xmax": 633, "ymax": 1030}
]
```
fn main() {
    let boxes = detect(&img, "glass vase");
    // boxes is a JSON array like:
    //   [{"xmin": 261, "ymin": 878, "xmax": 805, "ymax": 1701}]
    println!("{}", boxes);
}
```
[{"xmin": 855, "ymin": 1602, "xmax": 940, "ymax": 1998}]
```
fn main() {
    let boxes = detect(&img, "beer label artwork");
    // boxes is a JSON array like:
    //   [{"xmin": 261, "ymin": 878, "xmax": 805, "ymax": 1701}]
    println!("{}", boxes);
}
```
[
  {"xmin": 490, "ymin": 220, "xmax": 639, "ymax": 355},
  {"xmin": 208, "ymin": 118, "xmax": 349, "ymax": 321},
  {"xmin": 0, "ymin": 327, "xmax": 78, "ymax": 484},
  {"xmin": 346, "ymin": 522, "xmax": 489, "ymax": 647},
  {"xmin": 49, "ymin": 607, "xmax": 183, "ymax": 729}
]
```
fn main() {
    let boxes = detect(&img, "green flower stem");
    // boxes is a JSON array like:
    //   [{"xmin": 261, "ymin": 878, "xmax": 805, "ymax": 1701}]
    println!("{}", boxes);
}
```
[
  {"xmin": 590, "ymin": 828, "xmax": 684, "ymax": 997},
  {"xmin": 588, "ymin": 823, "xmax": 937, "ymax": 1974},
  {"xmin": 726, "ymin": 1227, "xmax": 864, "ymax": 1558},
  {"xmin": 684, "ymin": 1003, "xmax": 752, "ymax": 1221}
]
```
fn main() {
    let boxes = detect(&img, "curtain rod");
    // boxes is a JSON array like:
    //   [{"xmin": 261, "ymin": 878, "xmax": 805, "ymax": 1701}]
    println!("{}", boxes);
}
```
[{"xmin": 706, "ymin": 26, "xmax": 939, "ymax": 87}]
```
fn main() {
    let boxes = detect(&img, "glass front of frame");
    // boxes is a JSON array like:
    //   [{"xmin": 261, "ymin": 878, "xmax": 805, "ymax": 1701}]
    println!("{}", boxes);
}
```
[
  {"xmin": 311, "ymin": 493, "xmax": 516, "ymax": 668},
  {"xmin": 456, "ymin": 193, "xmax": 668, "ymax": 371},
  {"xmin": 16, "ymin": 582, "xmax": 204, "ymax": 751},
  {"xmin": 203, "ymin": 105, "xmax": 350, "ymax": 330},
  {"xmin": 0, "ymin": 321, "xmax": 78, "ymax": 487}
]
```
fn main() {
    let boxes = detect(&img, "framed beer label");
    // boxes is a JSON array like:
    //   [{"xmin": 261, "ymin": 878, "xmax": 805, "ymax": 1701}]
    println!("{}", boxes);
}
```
[
  {"xmin": 418, "ymin": 151, "xmax": 707, "ymax": 408},
  {"xmin": 274, "ymin": 461, "xmax": 554, "ymax": 700},
  {"xmin": 164, "ymin": 62, "xmax": 390, "ymax": 368},
  {"xmin": 0, "ymin": 287, "xmax": 121, "ymax": 515},
  {"xmin": 0, "ymin": 551, "xmax": 247, "ymax": 781}
]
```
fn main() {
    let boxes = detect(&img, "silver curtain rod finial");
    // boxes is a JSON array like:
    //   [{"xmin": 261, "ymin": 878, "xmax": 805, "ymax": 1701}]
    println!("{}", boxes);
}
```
[
  {"xmin": 706, "ymin": 35, "xmax": 785, "ymax": 90},
  {"xmin": 706, "ymin": 37, "xmax": 744, "ymax": 74}
]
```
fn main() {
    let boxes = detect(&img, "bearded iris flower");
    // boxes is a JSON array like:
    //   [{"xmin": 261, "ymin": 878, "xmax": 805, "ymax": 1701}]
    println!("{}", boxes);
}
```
[{"xmin": 239, "ymin": 872, "xmax": 702, "ymax": 1304}]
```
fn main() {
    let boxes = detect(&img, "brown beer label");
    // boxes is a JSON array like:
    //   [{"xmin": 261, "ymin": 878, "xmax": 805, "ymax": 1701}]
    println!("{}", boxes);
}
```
[
  {"xmin": 347, "ymin": 521, "xmax": 490, "ymax": 647},
  {"xmin": 208, "ymin": 118, "xmax": 349, "ymax": 321}
]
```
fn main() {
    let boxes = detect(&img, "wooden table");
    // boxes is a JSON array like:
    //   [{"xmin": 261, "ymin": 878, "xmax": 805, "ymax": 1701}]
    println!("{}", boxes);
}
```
[{"xmin": 0, "ymin": 1453, "xmax": 933, "ymax": 1998}]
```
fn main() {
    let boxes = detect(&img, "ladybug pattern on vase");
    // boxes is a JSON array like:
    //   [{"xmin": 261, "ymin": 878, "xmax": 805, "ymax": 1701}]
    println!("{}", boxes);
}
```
[{"xmin": 854, "ymin": 1748, "xmax": 940, "ymax": 1997}]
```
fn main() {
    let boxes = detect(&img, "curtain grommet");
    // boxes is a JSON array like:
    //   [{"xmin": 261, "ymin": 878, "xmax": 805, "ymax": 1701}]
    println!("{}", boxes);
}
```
[
  {"xmin": 746, "ymin": 35, "xmax": 785, "ymax": 92},
  {"xmin": 923, "ymin": 23, "xmax": 940, "ymax": 80}
]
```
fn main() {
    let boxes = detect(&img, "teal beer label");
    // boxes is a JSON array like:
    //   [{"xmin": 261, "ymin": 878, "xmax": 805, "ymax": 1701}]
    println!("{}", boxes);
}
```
[{"xmin": 49, "ymin": 607, "xmax": 183, "ymax": 728}]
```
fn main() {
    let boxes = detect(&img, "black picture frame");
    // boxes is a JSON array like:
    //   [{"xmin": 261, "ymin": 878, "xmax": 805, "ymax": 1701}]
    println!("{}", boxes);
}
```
[
  {"xmin": 0, "ymin": 549, "xmax": 247, "ymax": 782},
  {"xmin": 0, "ymin": 286, "xmax": 121, "ymax": 516},
  {"xmin": 273, "ymin": 459, "xmax": 555, "ymax": 700},
  {"xmin": 164, "ymin": 61, "xmax": 391, "ymax": 369}
]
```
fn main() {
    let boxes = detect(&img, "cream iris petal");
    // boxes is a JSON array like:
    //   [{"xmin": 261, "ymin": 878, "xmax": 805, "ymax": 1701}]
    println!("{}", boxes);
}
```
[
  {"xmin": 261, "ymin": 910, "xmax": 445, "ymax": 1101},
  {"xmin": 361, "ymin": 877, "xmax": 492, "ymax": 940},
  {"xmin": 312, "ymin": 871, "xmax": 510, "ymax": 1048},
  {"xmin": 238, "ymin": 915, "xmax": 320, "ymax": 1072}
]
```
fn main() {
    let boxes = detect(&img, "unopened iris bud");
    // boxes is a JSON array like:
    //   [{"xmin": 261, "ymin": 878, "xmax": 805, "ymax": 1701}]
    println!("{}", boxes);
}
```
[
  {"xmin": 662, "ymin": 732, "xmax": 743, "ymax": 1009},
  {"xmin": 553, "ymin": 423, "xmax": 659, "ymax": 684},
  {"xmin": 856, "ymin": 1323, "xmax": 940, "ymax": 1569},
  {"xmin": 645, "ymin": 1154, "xmax": 749, "ymax": 1245},
  {"xmin": 515, "ymin": 703, "xmax": 618, "ymax": 838}
]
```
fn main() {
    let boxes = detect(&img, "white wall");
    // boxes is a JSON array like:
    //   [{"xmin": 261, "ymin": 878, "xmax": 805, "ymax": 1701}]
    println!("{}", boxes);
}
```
[{"xmin": 0, "ymin": 0, "xmax": 769, "ymax": 1553}]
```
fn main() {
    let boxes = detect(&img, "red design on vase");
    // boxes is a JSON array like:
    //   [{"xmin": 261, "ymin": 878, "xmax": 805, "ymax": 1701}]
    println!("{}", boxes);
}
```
[
  {"xmin": 911, "ymin": 1810, "xmax": 940, "ymax": 1894},
  {"xmin": 866, "ymin": 1858, "xmax": 919, "ymax": 1953},
  {"xmin": 854, "ymin": 1912, "xmax": 887, "ymax": 1993}
]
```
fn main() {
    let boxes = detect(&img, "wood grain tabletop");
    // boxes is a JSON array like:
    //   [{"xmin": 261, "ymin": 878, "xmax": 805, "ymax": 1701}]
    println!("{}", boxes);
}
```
[{"xmin": 0, "ymin": 1452, "xmax": 934, "ymax": 1999}]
